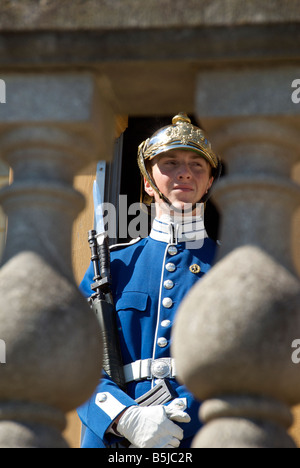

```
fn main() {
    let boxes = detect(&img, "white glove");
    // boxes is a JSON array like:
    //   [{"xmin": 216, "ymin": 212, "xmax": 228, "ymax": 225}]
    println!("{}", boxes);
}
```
[
  {"xmin": 165, "ymin": 404, "xmax": 191, "ymax": 423},
  {"xmin": 117, "ymin": 405, "xmax": 189, "ymax": 448}
]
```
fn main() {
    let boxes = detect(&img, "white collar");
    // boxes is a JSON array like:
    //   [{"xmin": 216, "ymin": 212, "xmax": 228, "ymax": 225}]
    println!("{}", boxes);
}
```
[{"xmin": 150, "ymin": 206, "xmax": 208, "ymax": 244}]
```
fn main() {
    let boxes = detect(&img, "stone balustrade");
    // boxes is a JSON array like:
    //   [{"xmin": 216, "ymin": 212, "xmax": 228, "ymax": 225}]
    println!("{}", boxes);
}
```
[
  {"xmin": 173, "ymin": 69, "xmax": 300, "ymax": 448},
  {"xmin": 0, "ymin": 73, "xmax": 114, "ymax": 447}
]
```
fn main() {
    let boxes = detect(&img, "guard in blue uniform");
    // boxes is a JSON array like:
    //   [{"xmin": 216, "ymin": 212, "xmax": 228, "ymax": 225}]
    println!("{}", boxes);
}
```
[{"xmin": 78, "ymin": 113, "xmax": 221, "ymax": 448}]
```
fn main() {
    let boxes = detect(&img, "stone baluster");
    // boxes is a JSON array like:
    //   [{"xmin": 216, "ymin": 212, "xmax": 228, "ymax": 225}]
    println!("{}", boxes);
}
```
[
  {"xmin": 0, "ymin": 73, "xmax": 114, "ymax": 447},
  {"xmin": 0, "ymin": 160, "xmax": 9, "ymax": 260},
  {"xmin": 173, "ymin": 116, "xmax": 300, "ymax": 448}
]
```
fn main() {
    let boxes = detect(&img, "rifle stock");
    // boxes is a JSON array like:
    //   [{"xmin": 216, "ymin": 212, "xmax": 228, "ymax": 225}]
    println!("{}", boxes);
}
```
[{"xmin": 91, "ymin": 296, "xmax": 127, "ymax": 392}]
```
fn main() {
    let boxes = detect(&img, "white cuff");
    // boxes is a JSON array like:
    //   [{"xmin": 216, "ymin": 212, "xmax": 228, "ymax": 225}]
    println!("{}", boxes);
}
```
[{"xmin": 95, "ymin": 392, "xmax": 126, "ymax": 420}]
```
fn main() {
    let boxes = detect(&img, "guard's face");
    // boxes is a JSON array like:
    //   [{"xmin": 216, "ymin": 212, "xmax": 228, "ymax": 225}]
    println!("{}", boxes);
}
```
[{"xmin": 144, "ymin": 149, "xmax": 214, "ymax": 215}]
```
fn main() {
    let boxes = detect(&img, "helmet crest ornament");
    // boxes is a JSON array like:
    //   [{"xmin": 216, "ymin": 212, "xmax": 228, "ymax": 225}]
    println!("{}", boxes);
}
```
[{"xmin": 138, "ymin": 112, "xmax": 218, "ymax": 169}]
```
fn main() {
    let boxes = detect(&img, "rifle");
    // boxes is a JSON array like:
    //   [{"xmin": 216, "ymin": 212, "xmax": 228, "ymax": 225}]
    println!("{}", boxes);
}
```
[{"xmin": 88, "ymin": 228, "xmax": 127, "ymax": 392}]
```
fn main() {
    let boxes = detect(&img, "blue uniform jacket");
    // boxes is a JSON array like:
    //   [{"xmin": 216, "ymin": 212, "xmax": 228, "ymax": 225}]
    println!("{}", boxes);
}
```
[{"xmin": 77, "ymin": 217, "xmax": 217, "ymax": 448}]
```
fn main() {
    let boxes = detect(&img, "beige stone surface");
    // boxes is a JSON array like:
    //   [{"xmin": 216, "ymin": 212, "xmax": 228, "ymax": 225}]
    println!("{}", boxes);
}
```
[{"xmin": 0, "ymin": 0, "xmax": 299, "ymax": 31}]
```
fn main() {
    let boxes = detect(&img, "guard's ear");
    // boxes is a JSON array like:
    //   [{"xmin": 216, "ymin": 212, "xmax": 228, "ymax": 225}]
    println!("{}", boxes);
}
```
[
  {"xmin": 144, "ymin": 176, "xmax": 155, "ymax": 198},
  {"xmin": 207, "ymin": 176, "xmax": 214, "ymax": 192}
]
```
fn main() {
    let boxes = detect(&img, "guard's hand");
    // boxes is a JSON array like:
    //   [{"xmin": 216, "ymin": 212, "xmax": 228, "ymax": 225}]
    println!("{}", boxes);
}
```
[
  {"xmin": 117, "ymin": 405, "xmax": 184, "ymax": 448},
  {"xmin": 165, "ymin": 404, "xmax": 191, "ymax": 423}
]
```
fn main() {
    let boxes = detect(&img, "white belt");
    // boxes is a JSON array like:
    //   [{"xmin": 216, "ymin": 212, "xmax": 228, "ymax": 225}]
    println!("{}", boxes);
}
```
[{"xmin": 124, "ymin": 358, "xmax": 176, "ymax": 383}]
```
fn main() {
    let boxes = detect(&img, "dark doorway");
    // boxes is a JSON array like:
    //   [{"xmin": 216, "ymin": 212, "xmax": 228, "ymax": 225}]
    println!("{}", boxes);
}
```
[{"xmin": 119, "ymin": 115, "xmax": 222, "ymax": 243}]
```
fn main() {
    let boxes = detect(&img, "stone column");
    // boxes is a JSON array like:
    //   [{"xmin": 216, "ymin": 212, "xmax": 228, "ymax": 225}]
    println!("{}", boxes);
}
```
[
  {"xmin": 0, "ymin": 74, "xmax": 114, "ymax": 447},
  {"xmin": 173, "ymin": 68, "xmax": 300, "ymax": 448},
  {"xmin": 0, "ymin": 160, "xmax": 9, "ymax": 260}
]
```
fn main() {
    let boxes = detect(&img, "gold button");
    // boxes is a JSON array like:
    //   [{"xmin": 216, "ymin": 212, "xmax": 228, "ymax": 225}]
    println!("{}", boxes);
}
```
[{"xmin": 189, "ymin": 264, "xmax": 201, "ymax": 274}]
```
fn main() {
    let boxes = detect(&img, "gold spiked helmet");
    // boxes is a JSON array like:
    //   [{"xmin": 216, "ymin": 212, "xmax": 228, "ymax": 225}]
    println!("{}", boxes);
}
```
[{"xmin": 138, "ymin": 113, "xmax": 221, "ymax": 206}]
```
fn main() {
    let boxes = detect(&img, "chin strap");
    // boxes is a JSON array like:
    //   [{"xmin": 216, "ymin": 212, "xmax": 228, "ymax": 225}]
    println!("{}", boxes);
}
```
[{"xmin": 200, "ymin": 158, "xmax": 223, "ymax": 204}]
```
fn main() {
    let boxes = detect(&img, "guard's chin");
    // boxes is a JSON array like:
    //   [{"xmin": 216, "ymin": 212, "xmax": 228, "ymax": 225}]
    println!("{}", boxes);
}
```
[{"xmin": 169, "ymin": 202, "xmax": 196, "ymax": 216}]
